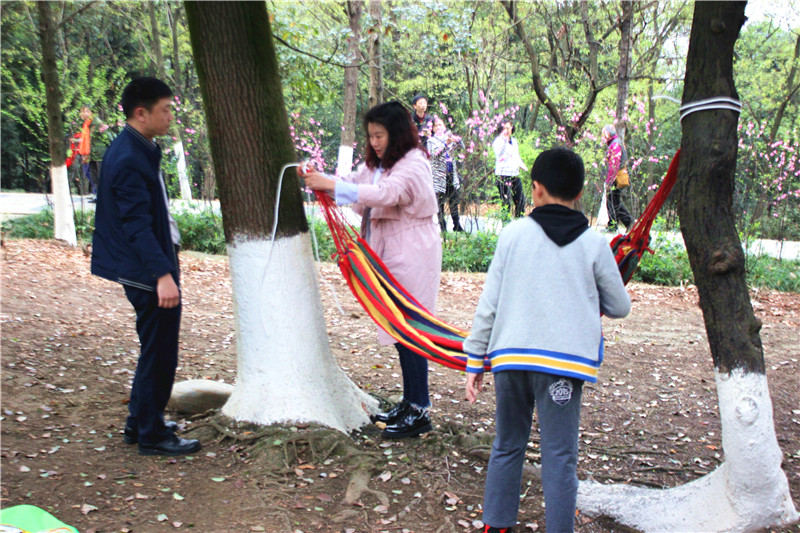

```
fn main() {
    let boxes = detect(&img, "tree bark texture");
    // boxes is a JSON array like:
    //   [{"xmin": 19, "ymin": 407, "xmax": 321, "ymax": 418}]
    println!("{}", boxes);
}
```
[
  {"xmin": 615, "ymin": 0, "xmax": 633, "ymax": 141},
  {"xmin": 367, "ymin": 0, "xmax": 383, "ymax": 107},
  {"xmin": 149, "ymin": 2, "xmax": 166, "ymax": 80},
  {"xmin": 677, "ymin": 1, "xmax": 763, "ymax": 374},
  {"xmin": 185, "ymin": 1, "xmax": 307, "ymax": 241},
  {"xmin": 37, "ymin": 1, "xmax": 65, "ymax": 166},
  {"xmin": 339, "ymin": 0, "xmax": 362, "ymax": 174}
]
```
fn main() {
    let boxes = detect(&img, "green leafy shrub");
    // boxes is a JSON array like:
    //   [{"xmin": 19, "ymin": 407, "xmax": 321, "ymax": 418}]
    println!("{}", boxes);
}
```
[
  {"xmin": 441, "ymin": 231, "xmax": 498, "ymax": 273},
  {"xmin": 172, "ymin": 209, "xmax": 226, "ymax": 255},
  {"xmin": 2, "ymin": 209, "xmax": 55, "ymax": 240},
  {"xmin": 632, "ymin": 234, "xmax": 694, "ymax": 286},
  {"xmin": 2, "ymin": 208, "xmax": 95, "ymax": 242},
  {"xmin": 745, "ymin": 254, "xmax": 800, "ymax": 293}
]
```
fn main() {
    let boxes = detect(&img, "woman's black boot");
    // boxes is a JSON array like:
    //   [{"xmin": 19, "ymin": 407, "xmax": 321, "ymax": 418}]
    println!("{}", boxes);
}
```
[
  {"xmin": 370, "ymin": 400, "xmax": 409, "ymax": 425},
  {"xmin": 381, "ymin": 404, "xmax": 432, "ymax": 439}
]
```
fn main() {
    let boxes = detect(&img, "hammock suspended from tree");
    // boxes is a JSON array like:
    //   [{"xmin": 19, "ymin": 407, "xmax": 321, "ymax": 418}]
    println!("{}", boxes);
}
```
[{"xmin": 314, "ymin": 150, "xmax": 681, "ymax": 372}]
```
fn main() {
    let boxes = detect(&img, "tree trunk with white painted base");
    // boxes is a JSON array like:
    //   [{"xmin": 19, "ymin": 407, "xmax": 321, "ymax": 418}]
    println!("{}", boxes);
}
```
[
  {"xmin": 578, "ymin": 3, "xmax": 798, "ymax": 531},
  {"xmin": 37, "ymin": 1, "xmax": 76, "ymax": 246},
  {"xmin": 185, "ymin": 1, "xmax": 377, "ymax": 434}
]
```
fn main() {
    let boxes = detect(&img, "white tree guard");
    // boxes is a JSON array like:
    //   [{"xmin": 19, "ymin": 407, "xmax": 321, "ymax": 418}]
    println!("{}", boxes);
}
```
[
  {"xmin": 222, "ymin": 232, "xmax": 378, "ymax": 433},
  {"xmin": 578, "ymin": 368, "xmax": 799, "ymax": 532},
  {"xmin": 51, "ymin": 164, "xmax": 77, "ymax": 246}
]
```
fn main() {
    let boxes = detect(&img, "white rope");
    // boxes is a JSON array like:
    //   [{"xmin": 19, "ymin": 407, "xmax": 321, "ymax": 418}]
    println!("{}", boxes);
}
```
[
  {"xmin": 263, "ymin": 161, "xmax": 344, "ymax": 315},
  {"xmin": 679, "ymin": 96, "xmax": 742, "ymax": 122}
]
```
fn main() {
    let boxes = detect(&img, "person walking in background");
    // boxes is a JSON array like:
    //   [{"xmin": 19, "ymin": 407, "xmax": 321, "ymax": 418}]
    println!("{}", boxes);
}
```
[
  {"xmin": 427, "ymin": 115, "xmax": 464, "ymax": 232},
  {"xmin": 464, "ymin": 148, "xmax": 631, "ymax": 533},
  {"xmin": 75, "ymin": 105, "xmax": 97, "ymax": 202},
  {"xmin": 91, "ymin": 77, "xmax": 201, "ymax": 457},
  {"xmin": 411, "ymin": 94, "xmax": 433, "ymax": 145},
  {"xmin": 602, "ymin": 124, "xmax": 634, "ymax": 232},
  {"xmin": 300, "ymin": 101, "xmax": 441, "ymax": 440},
  {"xmin": 492, "ymin": 121, "xmax": 528, "ymax": 217}
]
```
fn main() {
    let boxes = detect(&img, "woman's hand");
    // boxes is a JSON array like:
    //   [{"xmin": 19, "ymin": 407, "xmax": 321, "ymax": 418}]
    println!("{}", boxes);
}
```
[{"xmin": 298, "ymin": 165, "xmax": 336, "ymax": 192}]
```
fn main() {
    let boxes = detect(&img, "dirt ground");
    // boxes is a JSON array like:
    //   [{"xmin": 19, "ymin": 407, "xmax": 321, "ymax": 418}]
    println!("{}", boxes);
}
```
[{"xmin": 1, "ymin": 239, "xmax": 798, "ymax": 533}]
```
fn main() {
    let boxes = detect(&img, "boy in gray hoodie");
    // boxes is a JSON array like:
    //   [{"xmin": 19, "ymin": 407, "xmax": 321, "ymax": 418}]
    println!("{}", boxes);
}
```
[{"xmin": 464, "ymin": 147, "xmax": 631, "ymax": 533}]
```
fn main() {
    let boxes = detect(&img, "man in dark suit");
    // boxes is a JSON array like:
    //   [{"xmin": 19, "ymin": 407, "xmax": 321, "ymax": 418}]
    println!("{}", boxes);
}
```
[{"xmin": 91, "ymin": 77, "xmax": 200, "ymax": 456}]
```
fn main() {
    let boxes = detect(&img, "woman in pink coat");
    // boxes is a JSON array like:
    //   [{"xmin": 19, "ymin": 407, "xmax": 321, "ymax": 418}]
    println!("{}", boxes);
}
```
[{"xmin": 301, "ymin": 101, "xmax": 442, "ymax": 439}]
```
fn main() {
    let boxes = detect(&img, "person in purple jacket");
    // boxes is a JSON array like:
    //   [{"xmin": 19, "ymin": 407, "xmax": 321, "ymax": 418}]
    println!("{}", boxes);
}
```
[
  {"xmin": 301, "ymin": 101, "xmax": 442, "ymax": 439},
  {"xmin": 92, "ymin": 78, "xmax": 200, "ymax": 457}
]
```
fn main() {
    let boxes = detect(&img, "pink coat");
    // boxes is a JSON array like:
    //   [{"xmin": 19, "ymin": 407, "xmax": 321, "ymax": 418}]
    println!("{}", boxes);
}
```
[{"xmin": 341, "ymin": 148, "xmax": 442, "ymax": 345}]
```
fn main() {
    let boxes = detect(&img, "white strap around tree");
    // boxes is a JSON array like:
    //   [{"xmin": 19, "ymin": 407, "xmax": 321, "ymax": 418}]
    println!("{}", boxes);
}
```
[{"xmin": 679, "ymin": 96, "xmax": 742, "ymax": 122}]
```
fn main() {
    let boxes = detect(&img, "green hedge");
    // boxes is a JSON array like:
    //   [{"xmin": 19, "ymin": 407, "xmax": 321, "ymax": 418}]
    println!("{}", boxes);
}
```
[{"xmin": 3, "ymin": 209, "xmax": 798, "ymax": 292}]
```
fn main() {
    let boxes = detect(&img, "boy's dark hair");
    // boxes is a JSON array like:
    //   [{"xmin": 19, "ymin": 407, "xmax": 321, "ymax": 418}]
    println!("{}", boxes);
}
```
[
  {"xmin": 411, "ymin": 94, "xmax": 427, "ymax": 106},
  {"xmin": 120, "ymin": 77, "xmax": 173, "ymax": 119},
  {"xmin": 363, "ymin": 101, "xmax": 421, "ymax": 170},
  {"xmin": 530, "ymin": 147, "xmax": 585, "ymax": 201}
]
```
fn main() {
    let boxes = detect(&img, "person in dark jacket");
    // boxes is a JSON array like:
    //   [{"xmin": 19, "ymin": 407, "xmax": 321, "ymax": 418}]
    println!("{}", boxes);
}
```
[{"xmin": 91, "ymin": 77, "xmax": 200, "ymax": 457}]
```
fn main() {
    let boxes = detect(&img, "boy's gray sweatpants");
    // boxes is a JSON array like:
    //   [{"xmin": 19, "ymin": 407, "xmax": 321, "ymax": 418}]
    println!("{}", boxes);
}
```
[{"xmin": 482, "ymin": 370, "xmax": 583, "ymax": 532}]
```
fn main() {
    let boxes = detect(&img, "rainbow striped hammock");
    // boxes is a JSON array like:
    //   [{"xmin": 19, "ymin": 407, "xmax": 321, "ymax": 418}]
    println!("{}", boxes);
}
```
[{"xmin": 314, "ymin": 151, "xmax": 681, "ymax": 372}]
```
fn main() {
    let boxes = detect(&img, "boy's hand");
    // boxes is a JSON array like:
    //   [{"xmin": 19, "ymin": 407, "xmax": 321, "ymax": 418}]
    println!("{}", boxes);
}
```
[
  {"xmin": 157, "ymin": 273, "xmax": 180, "ymax": 308},
  {"xmin": 465, "ymin": 372, "xmax": 484, "ymax": 404}
]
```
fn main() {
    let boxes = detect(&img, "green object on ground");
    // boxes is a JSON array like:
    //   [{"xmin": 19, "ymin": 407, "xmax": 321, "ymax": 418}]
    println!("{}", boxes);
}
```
[{"xmin": 0, "ymin": 505, "xmax": 78, "ymax": 533}]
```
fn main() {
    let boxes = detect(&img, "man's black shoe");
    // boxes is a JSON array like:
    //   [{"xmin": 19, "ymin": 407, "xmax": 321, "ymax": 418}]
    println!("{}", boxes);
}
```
[
  {"xmin": 138, "ymin": 434, "xmax": 201, "ymax": 456},
  {"xmin": 382, "ymin": 404, "xmax": 432, "ymax": 439},
  {"xmin": 124, "ymin": 420, "xmax": 179, "ymax": 445},
  {"xmin": 370, "ymin": 400, "xmax": 409, "ymax": 425}
]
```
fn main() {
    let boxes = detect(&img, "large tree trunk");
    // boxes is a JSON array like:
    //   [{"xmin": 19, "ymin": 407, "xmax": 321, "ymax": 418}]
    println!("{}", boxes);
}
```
[
  {"xmin": 37, "ymin": 1, "xmax": 76, "ymax": 246},
  {"xmin": 366, "ymin": 0, "xmax": 383, "ymax": 108},
  {"xmin": 615, "ymin": 0, "xmax": 633, "ymax": 141},
  {"xmin": 184, "ymin": 1, "xmax": 376, "ymax": 433},
  {"xmin": 336, "ymin": 0, "xmax": 363, "ymax": 177},
  {"xmin": 578, "ymin": 3, "xmax": 799, "ymax": 531}
]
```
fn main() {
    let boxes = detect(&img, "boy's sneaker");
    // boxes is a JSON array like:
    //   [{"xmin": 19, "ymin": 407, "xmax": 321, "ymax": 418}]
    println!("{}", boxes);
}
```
[{"xmin": 483, "ymin": 526, "xmax": 513, "ymax": 533}]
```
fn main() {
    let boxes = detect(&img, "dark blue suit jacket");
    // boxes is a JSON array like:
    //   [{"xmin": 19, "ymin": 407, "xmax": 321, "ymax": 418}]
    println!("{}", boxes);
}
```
[{"xmin": 91, "ymin": 125, "xmax": 178, "ymax": 291}]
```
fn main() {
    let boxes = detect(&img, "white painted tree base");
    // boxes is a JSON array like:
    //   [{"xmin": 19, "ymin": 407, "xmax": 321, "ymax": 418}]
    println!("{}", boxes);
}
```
[
  {"xmin": 578, "ymin": 369, "xmax": 798, "ymax": 532},
  {"xmin": 222, "ymin": 233, "xmax": 378, "ymax": 434},
  {"xmin": 51, "ymin": 164, "xmax": 77, "ymax": 246},
  {"xmin": 174, "ymin": 141, "xmax": 193, "ymax": 201},
  {"xmin": 336, "ymin": 144, "xmax": 354, "ymax": 178}
]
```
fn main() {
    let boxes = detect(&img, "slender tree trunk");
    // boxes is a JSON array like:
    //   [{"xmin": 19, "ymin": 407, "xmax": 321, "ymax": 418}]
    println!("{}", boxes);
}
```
[
  {"xmin": 37, "ymin": 1, "xmax": 76, "ymax": 246},
  {"xmin": 149, "ymin": 1, "xmax": 192, "ymax": 201},
  {"xmin": 149, "ymin": 2, "xmax": 166, "ymax": 80},
  {"xmin": 645, "ymin": 81, "xmax": 657, "ymax": 201},
  {"xmin": 578, "ymin": 4, "xmax": 799, "ymax": 531},
  {"xmin": 367, "ymin": 0, "xmax": 383, "ymax": 108},
  {"xmin": 615, "ymin": 0, "xmax": 633, "ymax": 141},
  {"xmin": 337, "ymin": 0, "xmax": 363, "ymax": 177},
  {"xmin": 501, "ymin": 0, "xmax": 599, "ymax": 144},
  {"xmin": 184, "ymin": 1, "xmax": 376, "ymax": 433}
]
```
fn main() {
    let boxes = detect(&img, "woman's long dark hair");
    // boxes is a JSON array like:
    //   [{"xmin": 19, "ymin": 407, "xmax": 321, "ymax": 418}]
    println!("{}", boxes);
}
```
[{"xmin": 363, "ymin": 101, "xmax": 421, "ymax": 170}]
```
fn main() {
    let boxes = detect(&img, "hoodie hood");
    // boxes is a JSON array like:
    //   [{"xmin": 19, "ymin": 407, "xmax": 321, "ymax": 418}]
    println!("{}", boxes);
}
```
[{"xmin": 529, "ymin": 204, "xmax": 589, "ymax": 246}]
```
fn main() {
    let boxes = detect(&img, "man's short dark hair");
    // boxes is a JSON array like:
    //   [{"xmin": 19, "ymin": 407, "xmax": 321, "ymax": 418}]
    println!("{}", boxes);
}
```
[
  {"xmin": 411, "ymin": 94, "xmax": 427, "ymax": 106},
  {"xmin": 120, "ymin": 77, "xmax": 173, "ymax": 119},
  {"xmin": 530, "ymin": 147, "xmax": 585, "ymax": 201}
]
